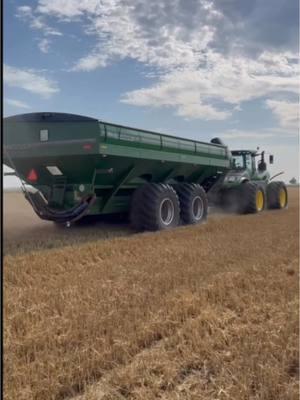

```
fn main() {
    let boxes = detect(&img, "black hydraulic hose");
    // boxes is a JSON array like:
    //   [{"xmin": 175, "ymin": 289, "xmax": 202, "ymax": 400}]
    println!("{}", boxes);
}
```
[
  {"xmin": 270, "ymin": 171, "xmax": 284, "ymax": 181},
  {"xmin": 26, "ymin": 192, "xmax": 96, "ymax": 223}
]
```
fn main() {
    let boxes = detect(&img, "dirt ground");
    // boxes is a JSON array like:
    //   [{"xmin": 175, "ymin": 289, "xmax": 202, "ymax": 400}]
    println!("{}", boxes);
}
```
[
  {"xmin": 3, "ymin": 191, "xmax": 228, "ymax": 256},
  {"xmin": 3, "ymin": 187, "xmax": 300, "ymax": 400},
  {"xmin": 3, "ymin": 191, "xmax": 132, "ymax": 256}
]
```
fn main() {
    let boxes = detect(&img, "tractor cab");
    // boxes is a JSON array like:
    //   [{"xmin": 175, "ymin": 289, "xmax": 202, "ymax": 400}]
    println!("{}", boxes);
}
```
[
  {"xmin": 231, "ymin": 150, "xmax": 273, "ymax": 181},
  {"xmin": 231, "ymin": 150, "xmax": 257, "ymax": 172},
  {"xmin": 219, "ymin": 149, "xmax": 275, "ymax": 189}
]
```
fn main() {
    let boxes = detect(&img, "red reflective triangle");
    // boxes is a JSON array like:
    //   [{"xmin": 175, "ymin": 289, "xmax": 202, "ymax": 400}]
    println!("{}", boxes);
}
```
[{"xmin": 27, "ymin": 169, "xmax": 38, "ymax": 182}]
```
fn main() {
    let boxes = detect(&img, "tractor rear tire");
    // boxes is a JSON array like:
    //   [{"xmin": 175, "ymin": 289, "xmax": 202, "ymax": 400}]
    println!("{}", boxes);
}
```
[
  {"xmin": 139, "ymin": 183, "xmax": 180, "ymax": 231},
  {"xmin": 176, "ymin": 183, "xmax": 208, "ymax": 224},
  {"xmin": 267, "ymin": 181, "xmax": 288, "ymax": 209},
  {"xmin": 239, "ymin": 182, "xmax": 266, "ymax": 214}
]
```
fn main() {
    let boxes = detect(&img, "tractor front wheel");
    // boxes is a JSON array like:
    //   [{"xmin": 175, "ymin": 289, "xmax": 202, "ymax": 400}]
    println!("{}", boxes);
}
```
[{"xmin": 239, "ymin": 182, "xmax": 266, "ymax": 214}]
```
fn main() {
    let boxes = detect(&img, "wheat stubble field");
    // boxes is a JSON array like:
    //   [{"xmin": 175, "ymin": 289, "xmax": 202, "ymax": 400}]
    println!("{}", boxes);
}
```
[{"xmin": 3, "ymin": 188, "xmax": 299, "ymax": 400}]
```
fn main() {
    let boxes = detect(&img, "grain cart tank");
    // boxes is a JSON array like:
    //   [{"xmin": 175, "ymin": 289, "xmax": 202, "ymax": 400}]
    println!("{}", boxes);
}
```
[{"xmin": 3, "ymin": 112, "xmax": 232, "ymax": 230}]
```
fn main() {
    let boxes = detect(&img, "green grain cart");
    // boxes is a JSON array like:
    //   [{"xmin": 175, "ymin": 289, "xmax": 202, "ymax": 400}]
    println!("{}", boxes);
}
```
[{"xmin": 3, "ymin": 112, "xmax": 288, "ymax": 230}]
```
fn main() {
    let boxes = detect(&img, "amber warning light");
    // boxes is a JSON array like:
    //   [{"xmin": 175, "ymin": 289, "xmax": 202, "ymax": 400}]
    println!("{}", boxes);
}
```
[{"xmin": 27, "ymin": 169, "xmax": 38, "ymax": 182}]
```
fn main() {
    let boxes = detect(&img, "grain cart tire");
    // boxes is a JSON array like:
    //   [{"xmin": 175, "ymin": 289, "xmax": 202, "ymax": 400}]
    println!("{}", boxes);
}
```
[
  {"xmin": 239, "ymin": 182, "xmax": 266, "ymax": 214},
  {"xmin": 130, "ymin": 185, "xmax": 147, "ymax": 231},
  {"xmin": 140, "ymin": 183, "xmax": 180, "ymax": 231},
  {"xmin": 267, "ymin": 181, "xmax": 288, "ymax": 209},
  {"xmin": 176, "ymin": 183, "xmax": 208, "ymax": 224}
]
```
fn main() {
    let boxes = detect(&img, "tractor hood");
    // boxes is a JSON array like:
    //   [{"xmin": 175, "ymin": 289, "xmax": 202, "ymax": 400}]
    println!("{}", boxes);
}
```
[{"xmin": 223, "ymin": 170, "xmax": 250, "ymax": 185}]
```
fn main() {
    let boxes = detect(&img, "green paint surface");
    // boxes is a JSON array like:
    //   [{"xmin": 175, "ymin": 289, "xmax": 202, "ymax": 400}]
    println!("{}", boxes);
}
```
[{"xmin": 4, "ymin": 113, "xmax": 231, "ymax": 214}]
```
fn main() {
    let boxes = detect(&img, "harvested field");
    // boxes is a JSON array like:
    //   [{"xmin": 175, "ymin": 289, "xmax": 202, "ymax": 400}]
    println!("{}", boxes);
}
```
[
  {"xmin": 3, "ymin": 188, "xmax": 299, "ymax": 400},
  {"xmin": 3, "ymin": 192, "xmax": 131, "ymax": 256}
]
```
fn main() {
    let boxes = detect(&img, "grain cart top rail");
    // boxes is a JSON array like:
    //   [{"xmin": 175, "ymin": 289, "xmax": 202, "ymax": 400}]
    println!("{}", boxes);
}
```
[{"xmin": 3, "ymin": 112, "xmax": 231, "ymax": 225}]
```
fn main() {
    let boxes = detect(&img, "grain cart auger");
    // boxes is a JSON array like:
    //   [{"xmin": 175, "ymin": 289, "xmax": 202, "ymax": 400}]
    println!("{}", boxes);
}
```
[{"xmin": 211, "ymin": 149, "xmax": 288, "ymax": 214}]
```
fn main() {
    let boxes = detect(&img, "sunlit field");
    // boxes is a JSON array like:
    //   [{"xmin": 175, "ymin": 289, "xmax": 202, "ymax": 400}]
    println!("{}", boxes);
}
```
[{"xmin": 3, "ymin": 188, "xmax": 299, "ymax": 400}]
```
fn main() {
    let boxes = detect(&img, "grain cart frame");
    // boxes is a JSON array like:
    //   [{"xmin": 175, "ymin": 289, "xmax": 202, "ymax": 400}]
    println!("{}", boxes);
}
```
[{"xmin": 3, "ymin": 112, "xmax": 288, "ymax": 230}]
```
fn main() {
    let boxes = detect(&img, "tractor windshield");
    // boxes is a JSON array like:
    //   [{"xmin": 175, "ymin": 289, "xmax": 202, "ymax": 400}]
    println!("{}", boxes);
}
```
[
  {"xmin": 231, "ymin": 153, "xmax": 253, "ymax": 171},
  {"xmin": 232, "ymin": 155, "xmax": 244, "ymax": 169}
]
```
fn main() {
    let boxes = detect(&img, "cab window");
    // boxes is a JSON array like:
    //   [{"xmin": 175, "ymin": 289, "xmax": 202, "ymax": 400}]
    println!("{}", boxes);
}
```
[
  {"xmin": 245, "ymin": 154, "xmax": 252, "ymax": 170},
  {"xmin": 232, "ymin": 155, "xmax": 244, "ymax": 169}
]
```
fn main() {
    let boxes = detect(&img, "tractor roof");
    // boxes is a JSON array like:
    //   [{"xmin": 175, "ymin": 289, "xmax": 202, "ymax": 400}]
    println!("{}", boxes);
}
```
[{"xmin": 231, "ymin": 150, "xmax": 257, "ymax": 156}]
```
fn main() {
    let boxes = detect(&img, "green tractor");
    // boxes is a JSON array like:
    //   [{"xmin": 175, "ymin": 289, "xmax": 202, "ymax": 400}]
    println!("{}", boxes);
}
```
[{"xmin": 212, "ymin": 148, "xmax": 288, "ymax": 214}]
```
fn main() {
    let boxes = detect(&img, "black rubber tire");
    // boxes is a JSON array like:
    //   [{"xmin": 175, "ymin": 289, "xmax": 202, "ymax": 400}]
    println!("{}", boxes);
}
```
[
  {"xmin": 239, "ymin": 182, "xmax": 266, "ymax": 214},
  {"xmin": 130, "ymin": 186, "xmax": 146, "ymax": 231},
  {"xmin": 176, "ymin": 183, "xmax": 208, "ymax": 224},
  {"xmin": 267, "ymin": 181, "xmax": 288, "ymax": 209},
  {"xmin": 139, "ymin": 183, "xmax": 180, "ymax": 231}
]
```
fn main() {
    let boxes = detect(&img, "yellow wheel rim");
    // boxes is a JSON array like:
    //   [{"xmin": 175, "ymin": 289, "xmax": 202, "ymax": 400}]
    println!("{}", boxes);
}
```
[
  {"xmin": 256, "ymin": 190, "xmax": 264, "ymax": 211},
  {"xmin": 279, "ymin": 188, "xmax": 287, "ymax": 208}
]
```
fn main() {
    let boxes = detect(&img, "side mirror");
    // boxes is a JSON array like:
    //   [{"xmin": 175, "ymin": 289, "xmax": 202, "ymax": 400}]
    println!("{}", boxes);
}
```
[{"xmin": 269, "ymin": 155, "xmax": 274, "ymax": 164}]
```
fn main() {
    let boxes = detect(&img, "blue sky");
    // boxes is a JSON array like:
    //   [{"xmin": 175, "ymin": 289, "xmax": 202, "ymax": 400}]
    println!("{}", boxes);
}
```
[{"xmin": 3, "ymin": 0, "xmax": 299, "ymax": 186}]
